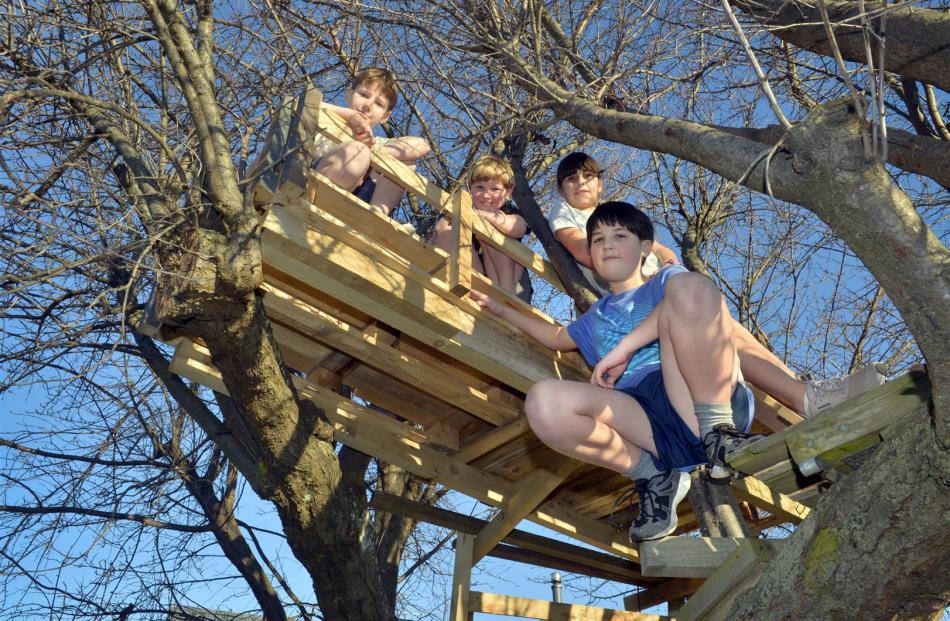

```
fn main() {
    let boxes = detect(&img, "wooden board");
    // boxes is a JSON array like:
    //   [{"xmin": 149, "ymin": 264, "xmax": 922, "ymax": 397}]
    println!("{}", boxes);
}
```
[
  {"xmin": 730, "ymin": 476, "xmax": 810, "ymax": 524},
  {"xmin": 639, "ymin": 537, "xmax": 782, "ymax": 579},
  {"xmin": 469, "ymin": 592, "xmax": 670, "ymax": 620},
  {"xmin": 676, "ymin": 539, "xmax": 779, "ymax": 621}
]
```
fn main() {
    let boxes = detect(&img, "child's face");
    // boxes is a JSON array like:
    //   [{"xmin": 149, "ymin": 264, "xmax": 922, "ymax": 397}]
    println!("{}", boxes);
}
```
[
  {"xmin": 559, "ymin": 169, "xmax": 602, "ymax": 210},
  {"xmin": 345, "ymin": 81, "xmax": 393, "ymax": 128},
  {"xmin": 469, "ymin": 179, "xmax": 512, "ymax": 211},
  {"xmin": 589, "ymin": 222, "xmax": 653, "ymax": 285}
]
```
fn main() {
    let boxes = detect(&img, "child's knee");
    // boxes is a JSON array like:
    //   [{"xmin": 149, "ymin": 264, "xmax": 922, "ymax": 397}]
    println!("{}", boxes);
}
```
[
  {"xmin": 524, "ymin": 380, "xmax": 564, "ymax": 442},
  {"xmin": 667, "ymin": 272, "xmax": 721, "ymax": 319},
  {"xmin": 334, "ymin": 140, "xmax": 372, "ymax": 173}
]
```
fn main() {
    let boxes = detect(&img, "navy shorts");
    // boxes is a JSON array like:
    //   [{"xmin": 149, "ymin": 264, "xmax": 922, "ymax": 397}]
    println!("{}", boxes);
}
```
[
  {"xmin": 618, "ymin": 369, "xmax": 753, "ymax": 471},
  {"xmin": 352, "ymin": 175, "xmax": 376, "ymax": 203}
]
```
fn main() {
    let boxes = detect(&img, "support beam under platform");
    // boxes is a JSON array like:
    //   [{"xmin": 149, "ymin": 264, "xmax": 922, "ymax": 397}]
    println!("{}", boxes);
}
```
[{"xmin": 469, "ymin": 592, "xmax": 671, "ymax": 620}]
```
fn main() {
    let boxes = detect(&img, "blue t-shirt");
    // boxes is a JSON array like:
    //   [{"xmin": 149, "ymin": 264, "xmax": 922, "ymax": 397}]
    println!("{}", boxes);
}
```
[{"xmin": 567, "ymin": 265, "xmax": 687, "ymax": 389}]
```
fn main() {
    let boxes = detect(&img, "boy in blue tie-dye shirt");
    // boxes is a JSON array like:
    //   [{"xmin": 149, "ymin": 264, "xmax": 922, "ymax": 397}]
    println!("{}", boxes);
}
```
[{"xmin": 472, "ymin": 201, "xmax": 756, "ymax": 542}]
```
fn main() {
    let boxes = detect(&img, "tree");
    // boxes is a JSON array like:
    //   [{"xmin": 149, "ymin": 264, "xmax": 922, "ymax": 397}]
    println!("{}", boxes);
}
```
[
  {"xmin": 2, "ymin": 0, "xmax": 946, "ymax": 619},
  {"xmin": 309, "ymin": 0, "xmax": 950, "ymax": 617}
]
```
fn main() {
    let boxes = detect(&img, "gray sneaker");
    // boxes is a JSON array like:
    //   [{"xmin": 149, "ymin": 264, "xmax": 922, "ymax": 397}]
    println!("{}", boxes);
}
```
[
  {"xmin": 803, "ymin": 363, "xmax": 887, "ymax": 418},
  {"xmin": 702, "ymin": 424, "xmax": 763, "ymax": 479},
  {"xmin": 629, "ymin": 469, "xmax": 691, "ymax": 542}
]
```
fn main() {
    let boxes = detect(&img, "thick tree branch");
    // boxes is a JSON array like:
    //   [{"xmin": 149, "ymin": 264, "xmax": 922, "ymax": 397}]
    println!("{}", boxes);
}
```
[{"xmin": 732, "ymin": 0, "xmax": 950, "ymax": 92}]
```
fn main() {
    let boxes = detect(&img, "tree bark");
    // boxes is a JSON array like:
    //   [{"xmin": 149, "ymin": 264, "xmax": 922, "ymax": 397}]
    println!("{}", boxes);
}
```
[
  {"xmin": 731, "ymin": 0, "xmax": 950, "ymax": 93},
  {"xmin": 729, "ymin": 407, "xmax": 950, "ymax": 620},
  {"xmin": 177, "ymin": 292, "xmax": 392, "ymax": 621}
]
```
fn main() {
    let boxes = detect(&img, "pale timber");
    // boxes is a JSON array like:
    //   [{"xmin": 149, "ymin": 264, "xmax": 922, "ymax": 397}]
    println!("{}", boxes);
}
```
[{"xmin": 144, "ymin": 85, "xmax": 931, "ymax": 611}]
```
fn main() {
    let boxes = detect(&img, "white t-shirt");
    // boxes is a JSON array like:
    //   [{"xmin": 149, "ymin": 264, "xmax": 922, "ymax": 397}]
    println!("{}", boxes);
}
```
[{"xmin": 547, "ymin": 200, "xmax": 661, "ymax": 296}]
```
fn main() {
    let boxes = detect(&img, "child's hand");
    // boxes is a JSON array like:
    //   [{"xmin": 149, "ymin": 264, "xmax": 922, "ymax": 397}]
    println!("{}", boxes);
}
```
[
  {"xmin": 591, "ymin": 346, "xmax": 633, "ymax": 389},
  {"xmin": 347, "ymin": 112, "xmax": 375, "ymax": 146},
  {"xmin": 470, "ymin": 290, "xmax": 502, "ymax": 315}
]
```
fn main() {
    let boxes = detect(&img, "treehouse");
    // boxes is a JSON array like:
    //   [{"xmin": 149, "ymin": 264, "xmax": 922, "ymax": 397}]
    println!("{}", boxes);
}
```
[{"xmin": 141, "ymin": 87, "xmax": 930, "ymax": 621}]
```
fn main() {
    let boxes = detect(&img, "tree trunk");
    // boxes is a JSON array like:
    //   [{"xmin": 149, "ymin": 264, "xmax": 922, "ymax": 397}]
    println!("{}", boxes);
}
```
[{"xmin": 727, "ymin": 408, "xmax": 950, "ymax": 620}]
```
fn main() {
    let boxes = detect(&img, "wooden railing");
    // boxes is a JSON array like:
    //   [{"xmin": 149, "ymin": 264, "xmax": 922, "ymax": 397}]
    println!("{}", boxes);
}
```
[{"xmin": 247, "ymin": 86, "xmax": 567, "ymax": 300}]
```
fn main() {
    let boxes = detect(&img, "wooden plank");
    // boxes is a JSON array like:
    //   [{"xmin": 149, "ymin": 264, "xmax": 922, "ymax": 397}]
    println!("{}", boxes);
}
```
[
  {"xmin": 450, "ymin": 533, "xmax": 475, "ymax": 621},
  {"xmin": 676, "ymin": 539, "xmax": 779, "ymax": 621},
  {"xmin": 305, "ymin": 174, "xmax": 444, "ymax": 272},
  {"xmin": 469, "ymin": 592, "xmax": 669, "ymax": 620},
  {"xmin": 369, "ymin": 491, "xmax": 653, "ymax": 585},
  {"xmin": 455, "ymin": 417, "xmax": 531, "ymax": 464},
  {"xmin": 748, "ymin": 384, "xmax": 803, "ymax": 431},
  {"xmin": 730, "ymin": 476, "xmax": 810, "ymax": 524},
  {"xmin": 169, "ymin": 339, "xmax": 642, "ymax": 563},
  {"xmin": 785, "ymin": 371, "xmax": 929, "ymax": 472},
  {"xmin": 313, "ymin": 103, "xmax": 567, "ymax": 293},
  {"xmin": 449, "ymin": 190, "xmax": 474, "ymax": 295},
  {"xmin": 472, "ymin": 457, "xmax": 577, "ymax": 563},
  {"xmin": 640, "ymin": 537, "xmax": 757, "ymax": 579},
  {"xmin": 728, "ymin": 371, "xmax": 929, "ymax": 478},
  {"xmin": 261, "ymin": 281, "xmax": 517, "ymax": 426},
  {"xmin": 260, "ymin": 209, "xmax": 587, "ymax": 392},
  {"xmin": 247, "ymin": 89, "xmax": 322, "ymax": 204},
  {"xmin": 624, "ymin": 579, "xmax": 705, "ymax": 612}
]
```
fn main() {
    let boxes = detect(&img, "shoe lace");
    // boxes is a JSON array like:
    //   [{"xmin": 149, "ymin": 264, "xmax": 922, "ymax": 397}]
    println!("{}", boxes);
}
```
[
  {"xmin": 607, "ymin": 478, "xmax": 654, "ymax": 530},
  {"xmin": 712, "ymin": 424, "xmax": 758, "ymax": 441}
]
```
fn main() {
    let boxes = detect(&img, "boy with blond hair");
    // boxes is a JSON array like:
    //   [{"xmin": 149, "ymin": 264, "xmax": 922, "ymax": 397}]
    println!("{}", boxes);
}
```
[
  {"xmin": 433, "ymin": 155, "xmax": 530, "ymax": 295},
  {"xmin": 314, "ymin": 67, "xmax": 430, "ymax": 216}
]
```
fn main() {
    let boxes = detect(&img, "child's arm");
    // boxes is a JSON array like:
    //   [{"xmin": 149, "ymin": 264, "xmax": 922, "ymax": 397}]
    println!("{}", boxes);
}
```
[
  {"xmin": 321, "ymin": 103, "xmax": 375, "ymax": 146},
  {"xmin": 379, "ymin": 136, "xmax": 430, "ymax": 163},
  {"xmin": 652, "ymin": 241, "xmax": 679, "ymax": 266},
  {"xmin": 477, "ymin": 209, "xmax": 528, "ymax": 239},
  {"xmin": 470, "ymin": 291, "xmax": 576, "ymax": 352},
  {"xmin": 590, "ymin": 306, "xmax": 661, "ymax": 388},
  {"xmin": 553, "ymin": 227, "xmax": 593, "ymax": 269}
]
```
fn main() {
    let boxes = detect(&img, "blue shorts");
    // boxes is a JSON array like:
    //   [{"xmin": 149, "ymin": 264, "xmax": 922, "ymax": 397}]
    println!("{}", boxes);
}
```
[
  {"xmin": 353, "ymin": 175, "xmax": 376, "ymax": 203},
  {"xmin": 618, "ymin": 369, "xmax": 753, "ymax": 471}
]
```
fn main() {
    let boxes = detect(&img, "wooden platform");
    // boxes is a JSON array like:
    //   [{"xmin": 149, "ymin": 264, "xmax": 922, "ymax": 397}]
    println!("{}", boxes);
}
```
[{"xmin": 145, "ymin": 87, "xmax": 931, "ymax": 617}]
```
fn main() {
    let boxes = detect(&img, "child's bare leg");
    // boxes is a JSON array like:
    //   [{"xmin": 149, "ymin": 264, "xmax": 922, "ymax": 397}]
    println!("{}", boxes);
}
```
[
  {"xmin": 661, "ymin": 273, "xmax": 736, "ymax": 405},
  {"xmin": 527, "ymin": 379, "xmax": 692, "ymax": 541},
  {"xmin": 524, "ymin": 379, "xmax": 658, "ymax": 473},
  {"xmin": 481, "ymin": 246, "xmax": 520, "ymax": 293},
  {"xmin": 368, "ymin": 141, "xmax": 424, "ymax": 215},
  {"xmin": 313, "ymin": 141, "xmax": 371, "ymax": 191},
  {"xmin": 431, "ymin": 218, "xmax": 485, "ymax": 274},
  {"xmin": 366, "ymin": 171, "xmax": 406, "ymax": 216},
  {"xmin": 733, "ymin": 322, "xmax": 805, "ymax": 412}
]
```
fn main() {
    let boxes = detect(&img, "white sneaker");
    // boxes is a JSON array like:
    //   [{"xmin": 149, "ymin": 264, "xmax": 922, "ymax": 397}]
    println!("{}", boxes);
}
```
[{"xmin": 803, "ymin": 363, "xmax": 887, "ymax": 418}]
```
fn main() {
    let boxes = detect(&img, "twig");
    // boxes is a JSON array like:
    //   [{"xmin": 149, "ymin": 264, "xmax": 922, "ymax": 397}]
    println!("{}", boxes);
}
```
[
  {"xmin": 720, "ymin": 0, "xmax": 791, "ymax": 129},
  {"xmin": 816, "ymin": 0, "xmax": 867, "ymax": 122}
]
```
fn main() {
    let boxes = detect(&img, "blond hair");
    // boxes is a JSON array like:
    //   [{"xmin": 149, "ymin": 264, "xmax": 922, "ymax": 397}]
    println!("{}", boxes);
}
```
[
  {"xmin": 351, "ymin": 67, "xmax": 398, "ymax": 111},
  {"xmin": 467, "ymin": 155, "xmax": 514, "ymax": 188}
]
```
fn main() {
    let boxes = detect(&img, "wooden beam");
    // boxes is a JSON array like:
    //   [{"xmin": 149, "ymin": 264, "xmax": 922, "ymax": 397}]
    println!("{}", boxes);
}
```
[
  {"xmin": 469, "ymin": 592, "xmax": 670, "ymax": 620},
  {"xmin": 455, "ymin": 417, "xmax": 531, "ymax": 463},
  {"xmin": 369, "ymin": 491, "xmax": 653, "ymax": 586},
  {"xmin": 261, "ymin": 281, "xmax": 518, "ymax": 426},
  {"xmin": 449, "ymin": 190, "xmax": 474, "ymax": 295},
  {"xmin": 169, "ymin": 339, "xmax": 641, "ymax": 563},
  {"xmin": 450, "ymin": 533, "xmax": 474, "ymax": 621},
  {"xmin": 313, "ymin": 104, "xmax": 567, "ymax": 293},
  {"xmin": 728, "ymin": 371, "xmax": 929, "ymax": 478},
  {"xmin": 261, "ymin": 206, "xmax": 588, "ymax": 393},
  {"xmin": 676, "ymin": 539, "xmax": 779, "ymax": 621},
  {"xmin": 639, "ymin": 537, "xmax": 778, "ymax": 579},
  {"xmin": 472, "ymin": 457, "xmax": 577, "ymax": 563},
  {"xmin": 730, "ymin": 475, "xmax": 810, "ymax": 524},
  {"xmin": 246, "ymin": 88, "xmax": 322, "ymax": 204},
  {"xmin": 785, "ymin": 370, "xmax": 930, "ymax": 473},
  {"xmin": 623, "ymin": 578, "xmax": 705, "ymax": 612}
]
